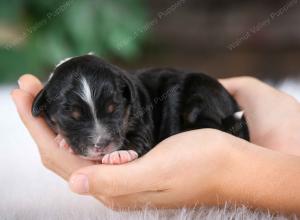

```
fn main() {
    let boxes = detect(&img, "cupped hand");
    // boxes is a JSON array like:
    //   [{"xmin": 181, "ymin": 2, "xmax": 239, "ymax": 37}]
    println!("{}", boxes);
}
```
[
  {"xmin": 221, "ymin": 77, "xmax": 300, "ymax": 155},
  {"xmin": 68, "ymin": 128, "xmax": 252, "ymax": 209}
]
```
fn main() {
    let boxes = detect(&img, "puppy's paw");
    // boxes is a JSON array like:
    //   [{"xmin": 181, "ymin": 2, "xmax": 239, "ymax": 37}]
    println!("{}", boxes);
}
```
[
  {"xmin": 54, "ymin": 134, "xmax": 74, "ymax": 153},
  {"xmin": 102, "ymin": 150, "xmax": 138, "ymax": 165}
]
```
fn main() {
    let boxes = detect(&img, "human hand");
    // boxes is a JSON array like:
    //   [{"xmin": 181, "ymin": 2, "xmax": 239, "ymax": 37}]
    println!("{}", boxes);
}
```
[
  {"xmin": 68, "ymin": 129, "xmax": 253, "ymax": 209},
  {"xmin": 220, "ymin": 77, "xmax": 300, "ymax": 155}
]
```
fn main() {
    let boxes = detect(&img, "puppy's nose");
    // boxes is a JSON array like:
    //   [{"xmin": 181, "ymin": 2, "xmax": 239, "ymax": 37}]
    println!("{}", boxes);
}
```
[{"xmin": 95, "ymin": 139, "xmax": 110, "ymax": 148}]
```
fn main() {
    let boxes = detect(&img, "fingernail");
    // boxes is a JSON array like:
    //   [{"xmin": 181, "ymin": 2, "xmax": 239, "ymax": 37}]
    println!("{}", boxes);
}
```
[
  {"xmin": 17, "ymin": 78, "xmax": 22, "ymax": 88},
  {"xmin": 69, "ymin": 174, "xmax": 89, "ymax": 194}
]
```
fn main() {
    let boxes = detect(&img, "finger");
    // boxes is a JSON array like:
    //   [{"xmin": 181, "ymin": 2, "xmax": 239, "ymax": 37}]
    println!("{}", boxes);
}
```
[
  {"xmin": 11, "ymin": 89, "xmax": 54, "ymax": 141},
  {"xmin": 11, "ymin": 89, "xmax": 56, "ymax": 151},
  {"xmin": 219, "ymin": 77, "xmax": 283, "ymax": 109},
  {"xmin": 18, "ymin": 74, "xmax": 43, "ymax": 96},
  {"xmin": 69, "ymin": 158, "xmax": 164, "ymax": 197},
  {"xmin": 11, "ymin": 89, "xmax": 93, "ymax": 179},
  {"xmin": 220, "ymin": 77, "xmax": 269, "ymax": 97}
]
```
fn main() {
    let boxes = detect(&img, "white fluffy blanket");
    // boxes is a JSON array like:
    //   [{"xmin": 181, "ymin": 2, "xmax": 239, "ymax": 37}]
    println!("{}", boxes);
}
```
[{"xmin": 1, "ymin": 79, "xmax": 299, "ymax": 219}]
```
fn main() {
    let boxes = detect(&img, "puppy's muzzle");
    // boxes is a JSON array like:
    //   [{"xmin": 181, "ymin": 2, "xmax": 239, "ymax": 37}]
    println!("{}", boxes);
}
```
[{"xmin": 94, "ymin": 138, "xmax": 111, "ymax": 148}]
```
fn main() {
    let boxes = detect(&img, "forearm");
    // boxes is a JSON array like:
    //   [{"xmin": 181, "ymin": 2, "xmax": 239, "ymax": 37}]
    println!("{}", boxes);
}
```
[{"xmin": 219, "ymin": 139, "xmax": 300, "ymax": 214}]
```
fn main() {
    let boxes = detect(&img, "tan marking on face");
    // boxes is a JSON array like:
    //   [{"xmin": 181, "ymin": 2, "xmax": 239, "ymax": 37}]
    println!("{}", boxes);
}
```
[
  {"xmin": 106, "ymin": 103, "xmax": 116, "ymax": 113},
  {"xmin": 71, "ymin": 110, "xmax": 81, "ymax": 120}
]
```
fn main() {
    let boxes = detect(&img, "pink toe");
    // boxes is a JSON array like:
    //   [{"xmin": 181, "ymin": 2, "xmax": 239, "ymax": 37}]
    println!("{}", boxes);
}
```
[
  {"xmin": 120, "ymin": 151, "xmax": 131, "ymax": 163},
  {"xmin": 63, "ymin": 143, "xmax": 70, "ymax": 150},
  {"xmin": 59, "ymin": 139, "xmax": 65, "ymax": 148},
  {"xmin": 128, "ymin": 150, "xmax": 138, "ymax": 159},
  {"xmin": 102, "ymin": 150, "xmax": 138, "ymax": 165},
  {"xmin": 110, "ymin": 152, "xmax": 121, "ymax": 164},
  {"xmin": 68, "ymin": 147, "xmax": 74, "ymax": 154},
  {"xmin": 102, "ymin": 154, "xmax": 109, "ymax": 164},
  {"xmin": 58, "ymin": 138, "xmax": 70, "ymax": 150},
  {"xmin": 54, "ymin": 135, "xmax": 62, "ymax": 145}
]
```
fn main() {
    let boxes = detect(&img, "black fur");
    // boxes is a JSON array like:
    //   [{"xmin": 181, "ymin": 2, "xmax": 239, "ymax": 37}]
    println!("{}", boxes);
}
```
[{"xmin": 32, "ymin": 55, "xmax": 249, "ymax": 159}]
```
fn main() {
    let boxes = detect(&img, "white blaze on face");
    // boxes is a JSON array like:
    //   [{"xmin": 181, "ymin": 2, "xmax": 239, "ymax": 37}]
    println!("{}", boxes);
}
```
[
  {"xmin": 80, "ymin": 77, "xmax": 97, "ymax": 119},
  {"xmin": 78, "ymin": 77, "xmax": 108, "ymax": 144}
]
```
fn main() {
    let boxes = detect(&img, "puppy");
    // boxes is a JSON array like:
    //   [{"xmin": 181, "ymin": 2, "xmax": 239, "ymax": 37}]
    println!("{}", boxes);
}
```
[{"xmin": 32, "ymin": 55, "xmax": 249, "ymax": 164}]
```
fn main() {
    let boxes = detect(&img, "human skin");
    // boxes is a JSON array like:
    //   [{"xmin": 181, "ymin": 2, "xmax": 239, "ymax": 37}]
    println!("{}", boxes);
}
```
[
  {"xmin": 11, "ymin": 75, "xmax": 300, "ymax": 214},
  {"xmin": 220, "ymin": 77, "xmax": 300, "ymax": 156}
]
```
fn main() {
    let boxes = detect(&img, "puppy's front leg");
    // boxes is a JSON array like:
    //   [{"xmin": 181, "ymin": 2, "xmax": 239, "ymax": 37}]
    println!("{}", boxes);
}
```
[
  {"xmin": 101, "ymin": 128, "xmax": 152, "ymax": 165},
  {"xmin": 54, "ymin": 134, "xmax": 74, "ymax": 153},
  {"xmin": 101, "ymin": 150, "xmax": 138, "ymax": 165}
]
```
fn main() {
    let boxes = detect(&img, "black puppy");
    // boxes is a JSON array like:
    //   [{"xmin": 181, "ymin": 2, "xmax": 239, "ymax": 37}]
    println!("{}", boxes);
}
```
[{"xmin": 32, "ymin": 55, "xmax": 249, "ymax": 164}]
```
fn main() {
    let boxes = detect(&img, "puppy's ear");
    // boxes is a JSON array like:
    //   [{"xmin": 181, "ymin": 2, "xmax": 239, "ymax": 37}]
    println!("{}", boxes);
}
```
[
  {"xmin": 120, "ymin": 74, "xmax": 136, "ymax": 103},
  {"xmin": 32, "ymin": 89, "xmax": 47, "ymax": 116}
]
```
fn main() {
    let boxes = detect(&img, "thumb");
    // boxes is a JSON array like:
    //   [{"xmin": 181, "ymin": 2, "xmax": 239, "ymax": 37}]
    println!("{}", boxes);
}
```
[{"xmin": 69, "ymin": 160, "xmax": 157, "ymax": 197}]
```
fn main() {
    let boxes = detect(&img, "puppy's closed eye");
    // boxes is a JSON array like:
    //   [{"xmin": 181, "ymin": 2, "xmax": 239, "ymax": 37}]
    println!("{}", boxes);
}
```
[
  {"xmin": 65, "ymin": 106, "xmax": 82, "ymax": 120},
  {"xmin": 106, "ymin": 101, "xmax": 116, "ymax": 113},
  {"xmin": 71, "ymin": 110, "xmax": 81, "ymax": 120}
]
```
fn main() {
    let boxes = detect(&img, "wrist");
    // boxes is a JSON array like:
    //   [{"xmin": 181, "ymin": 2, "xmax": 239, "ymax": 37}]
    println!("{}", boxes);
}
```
[
  {"xmin": 199, "ymin": 131, "xmax": 247, "ymax": 205},
  {"xmin": 216, "ymin": 138, "xmax": 300, "ymax": 214},
  {"xmin": 214, "ymin": 136, "xmax": 257, "ymax": 206}
]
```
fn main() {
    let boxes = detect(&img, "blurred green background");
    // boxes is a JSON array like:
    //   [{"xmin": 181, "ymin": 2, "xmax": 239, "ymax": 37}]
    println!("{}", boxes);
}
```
[
  {"xmin": 1, "ymin": 0, "xmax": 300, "ymax": 84},
  {"xmin": 0, "ymin": 0, "xmax": 149, "ymax": 82}
]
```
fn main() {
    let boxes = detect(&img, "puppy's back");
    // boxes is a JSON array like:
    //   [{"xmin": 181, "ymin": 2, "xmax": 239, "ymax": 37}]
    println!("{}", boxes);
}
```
[{"xmin": 134, "ymin": 68, "xmax": 249, "ymax": 142}]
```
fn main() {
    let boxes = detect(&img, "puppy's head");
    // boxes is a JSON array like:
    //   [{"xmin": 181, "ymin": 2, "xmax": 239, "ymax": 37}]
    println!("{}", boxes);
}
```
[{"xmin": 32, "ymin": 55, "xmax": 136, "ymax": 160}]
